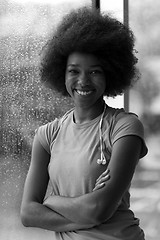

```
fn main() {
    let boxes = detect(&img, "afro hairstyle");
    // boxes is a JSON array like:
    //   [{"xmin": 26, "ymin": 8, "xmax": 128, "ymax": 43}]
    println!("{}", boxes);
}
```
[{"xmin": 40, "ymin": 7, "xmax": 139, "ymax": 97}]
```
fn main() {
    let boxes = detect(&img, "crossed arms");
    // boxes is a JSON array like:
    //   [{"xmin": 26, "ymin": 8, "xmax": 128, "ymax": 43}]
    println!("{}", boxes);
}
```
[{"xmin": 20, "ymin": 134, "xmax": 142, "ymax": 232}]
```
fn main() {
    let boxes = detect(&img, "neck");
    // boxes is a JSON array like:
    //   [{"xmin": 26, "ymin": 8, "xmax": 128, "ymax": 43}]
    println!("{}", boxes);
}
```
[{"xmin": 73, "ymin": 99, "xmax": 105, "ymax": 124}]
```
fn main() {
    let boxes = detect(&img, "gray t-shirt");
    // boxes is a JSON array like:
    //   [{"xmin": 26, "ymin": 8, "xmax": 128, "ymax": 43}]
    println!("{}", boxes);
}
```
[{"xmin": 35, "ymin": 105, "xmax": 148, "ymax": 240}]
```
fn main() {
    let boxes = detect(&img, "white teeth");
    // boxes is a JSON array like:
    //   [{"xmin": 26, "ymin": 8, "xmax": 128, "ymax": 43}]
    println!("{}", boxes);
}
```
[{"xmin": 76, "ymin": 90, "xmax": 93, "ymax": 96}]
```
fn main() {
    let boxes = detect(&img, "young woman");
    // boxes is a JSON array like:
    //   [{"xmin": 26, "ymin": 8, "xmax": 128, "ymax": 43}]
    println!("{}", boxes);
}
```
[{"xmin": 21, "ymin": 7, "xmax": 148, "ymax": 240}]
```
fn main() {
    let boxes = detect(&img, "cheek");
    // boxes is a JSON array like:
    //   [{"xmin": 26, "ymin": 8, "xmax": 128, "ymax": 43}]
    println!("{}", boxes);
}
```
[
  {"xmin": 65, "ymin": 78, "xmax": 73, "ymax": 96},
  {"xmin": 99, "ymin": 77, "xmax": 106, "ymax": 93},
  {"xmin": 65, "ymin": 81, "xmax": 70, "ymax": 93}
]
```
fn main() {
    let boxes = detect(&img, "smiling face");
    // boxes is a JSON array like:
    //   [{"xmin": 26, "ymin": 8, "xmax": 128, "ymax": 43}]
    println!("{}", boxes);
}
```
[{"xmin": 65, "ymin": 52, "xmax": 106, "ymax": 109}]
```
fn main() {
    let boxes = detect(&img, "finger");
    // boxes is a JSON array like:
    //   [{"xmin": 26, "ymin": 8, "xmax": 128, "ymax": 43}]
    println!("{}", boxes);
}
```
[
  {"xmin": 93, "ymin": 182, "xmax": 105, "ymax": 191},
  {"xmin": 96, "ymin": 168, "xmax": 110, "ymax": 181},
  {"xmin": 95, "ymin": 174, "xmax": 110, "ymax": 186},
  {"xmin": 96, "ymin": 169, "xmax": 110, "ymax": 182}
]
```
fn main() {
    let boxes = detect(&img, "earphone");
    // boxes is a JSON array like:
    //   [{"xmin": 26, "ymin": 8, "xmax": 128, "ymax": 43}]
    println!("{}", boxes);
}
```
[
  {"xmin": 60, "ymin": 104, "xmax": 107, "ymax": 165},
  {"xmin": 97, "ymin": 104, "xmax": 107, "ymax": 165}
]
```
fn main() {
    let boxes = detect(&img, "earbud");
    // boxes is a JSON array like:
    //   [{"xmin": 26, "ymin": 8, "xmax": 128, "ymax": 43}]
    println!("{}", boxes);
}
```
[
  {"xmin": 102, "ymin": 158, "xmax": 106, "ymax": 165},
  {"xmin": 97, "ymin": 156, "xmax": 106, "ymax": 165},
  {"xmin": 97, "ymin": 159, "xmax": 102, "ymax": 164}
]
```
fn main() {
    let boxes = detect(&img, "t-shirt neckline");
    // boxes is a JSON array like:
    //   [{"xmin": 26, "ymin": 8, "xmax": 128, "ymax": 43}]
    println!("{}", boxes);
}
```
[{"xmin": 71, "ymin": 105, "xmax": 108, "ymax": 129}]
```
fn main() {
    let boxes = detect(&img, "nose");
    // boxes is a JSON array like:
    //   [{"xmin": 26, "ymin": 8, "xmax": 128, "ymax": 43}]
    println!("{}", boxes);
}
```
[{"xmin": 78, "ymin": 72, "xmax": 90, "ymax": 86}]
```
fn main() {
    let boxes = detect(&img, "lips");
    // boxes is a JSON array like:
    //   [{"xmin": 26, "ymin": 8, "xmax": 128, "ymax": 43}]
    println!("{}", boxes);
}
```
[{"xmin": 75, "ymin": 89, "xmax": 94, "ymax": 96}]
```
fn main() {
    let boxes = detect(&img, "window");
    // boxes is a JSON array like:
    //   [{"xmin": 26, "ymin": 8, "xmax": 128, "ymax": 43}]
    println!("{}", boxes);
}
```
[
  {"xmin": 0, "ymin": 1, "xmax": 159, "ymax": 239},
  {"xmin": 101, "ymin": 0, "xmax": 125, "ymax": 109},
  {"xmin": 0, "ymin": 1, "xmax": 90, "ymax": 239},
  {"xmin": 129, "ymin": 1, "xmax": 160, "ymax": 239}
]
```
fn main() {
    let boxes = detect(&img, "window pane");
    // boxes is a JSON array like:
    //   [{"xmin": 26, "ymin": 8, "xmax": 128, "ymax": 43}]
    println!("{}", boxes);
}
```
[
  {"xmin": 100, "ymin": 0, "xmax": 124, "ymax": 108},
  {"xmin": 0, "ymin": 0, "xmax": 90, "ymax": 239},
  {"xmin": 129, "ymin": 1, "xmax": 160, "ymax": 239},
  {"xmin": 101, "ymin": 0, "xmax": 123, "ymax": 21}
]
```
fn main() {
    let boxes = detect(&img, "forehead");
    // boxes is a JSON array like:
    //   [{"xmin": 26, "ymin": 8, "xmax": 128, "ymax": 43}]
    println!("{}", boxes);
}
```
[{"xmin": 67, "ymin": 52, "xmax": 101, "ymax": 67}]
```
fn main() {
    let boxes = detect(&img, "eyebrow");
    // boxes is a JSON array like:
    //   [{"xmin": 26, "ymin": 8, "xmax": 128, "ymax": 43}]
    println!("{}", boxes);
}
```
[
  {"xmin": 67, "ymin": 64, "xmax": 103, "ymax": 68},
  {"xmin": 67, "ymin": 64, "xmax": 79, "ymax": 67}
]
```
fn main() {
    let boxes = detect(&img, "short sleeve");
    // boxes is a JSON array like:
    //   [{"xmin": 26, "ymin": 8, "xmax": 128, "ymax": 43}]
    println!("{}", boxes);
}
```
[
  {"xmin": 35, "ymin": 118, "xmax": 59, "ymax": 154},
  {"xmin": 111, "ymin": 113, "xmax": 148, "ymax": 158}
]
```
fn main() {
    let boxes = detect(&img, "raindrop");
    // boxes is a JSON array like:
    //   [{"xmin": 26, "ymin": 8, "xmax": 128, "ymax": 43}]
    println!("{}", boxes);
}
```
[{"xmin": 0, "ymin": 0, "xmax": 90, "ymax": 238}]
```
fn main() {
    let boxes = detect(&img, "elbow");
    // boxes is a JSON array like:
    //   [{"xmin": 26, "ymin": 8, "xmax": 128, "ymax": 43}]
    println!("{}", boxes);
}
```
[
  {"xmin": 20, "ymin": 204, "xmax": 34, "ymax": 227},
  {"xmin": 20, "ymin": 209, "xmax": 30, "ymax": 227},
  {"xmin": 78, "ymin": 199, "xmax": 118, "ymax": 226},
  {"xmin": 80, "ymin": 203, "xmax": 107, "ymax": 226},
  {"xmin": 77, "ymin": 203, "xmax": 100, "ymax": 226},
  {"xmin": 93, "ymin": 203, "xmax": 118, "ymax": 225},
  {"xmin": 95, "ymin": 210, "xmax": 113, "ymax": 225},
  {"xmin": 20, "ymin": 204, "xmax": 35, "ymax": 227},
  {"xmin": 21, "ymin": 216, "xmax": 30, "ymax": 227}
]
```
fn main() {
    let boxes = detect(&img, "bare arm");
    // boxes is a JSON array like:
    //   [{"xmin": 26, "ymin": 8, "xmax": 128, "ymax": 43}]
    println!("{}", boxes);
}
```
[
  {"xmin": 21, "ymin": 201, "xmax": 94, "ymax": 232},
  {"xmin": 44, "ymin": 135, "xmax": 142, "ymax": 225},
  {"xmin": 20, "ymin": 136, "xmax": 95, "ymax": 232}
]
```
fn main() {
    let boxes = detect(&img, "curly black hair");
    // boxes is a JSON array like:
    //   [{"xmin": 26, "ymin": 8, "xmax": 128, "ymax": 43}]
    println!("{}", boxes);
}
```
[{"xmin": 40, "ymin": 7, "xmax": 139, "ymax": 97}]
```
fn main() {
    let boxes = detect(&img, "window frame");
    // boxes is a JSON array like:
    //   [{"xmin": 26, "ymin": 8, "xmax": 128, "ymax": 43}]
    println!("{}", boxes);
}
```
[{"xmin": 92, "ymin": 0, "xmax": 129, "ymax": 112}]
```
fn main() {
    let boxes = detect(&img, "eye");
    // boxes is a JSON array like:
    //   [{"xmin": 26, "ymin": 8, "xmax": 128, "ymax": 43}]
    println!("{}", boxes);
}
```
[
  {"xmin": 67, "ymin": 68, "xmax": 79, "ymax": 75},
  {"xmin": 90, "ymin": 69, "xmax": 103, "ymax": 75}
]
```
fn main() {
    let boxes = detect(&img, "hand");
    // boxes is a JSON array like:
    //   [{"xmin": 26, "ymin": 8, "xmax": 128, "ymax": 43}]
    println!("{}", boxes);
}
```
[
  {"xmin": 43, "ymin": 197, "xmax": 50, "ymax": 206},
  {"xmin": 93, "ymin": 169, "xmax": 110, "ymax": 191},
  {"xmin": 43, "ymin": 196, "xmax": 52, "ymax": 209}
]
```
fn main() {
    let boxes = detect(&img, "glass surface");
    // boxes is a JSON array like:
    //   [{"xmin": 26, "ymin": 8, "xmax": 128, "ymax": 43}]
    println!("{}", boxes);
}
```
[
  {"xmin": 101, "ymin": 0, "xmax": 123, "ymax": 22},
  {"xmin": 0, "ymin": 0, "xmax": 90, "ymax": 239},
  {"xmin": 100, "ymin": 0, "xmax": 124, "ymax": 108},
  {"xmin": 129, "ymin": 1, "xmax": 160, "ymax": 240}
]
